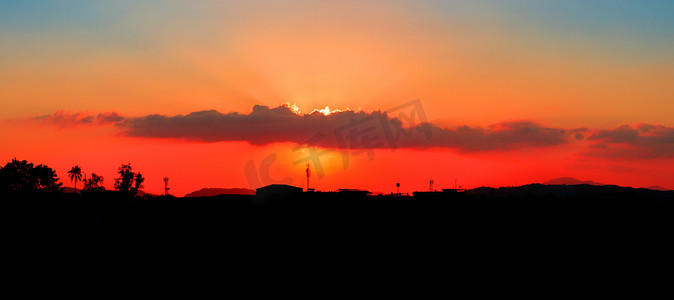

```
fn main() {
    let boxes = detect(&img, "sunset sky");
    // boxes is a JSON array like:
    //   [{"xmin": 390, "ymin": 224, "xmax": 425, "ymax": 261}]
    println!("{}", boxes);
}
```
[{"xmin": 1, "ymin": 0, "xmax": 673, "ymax": 195}]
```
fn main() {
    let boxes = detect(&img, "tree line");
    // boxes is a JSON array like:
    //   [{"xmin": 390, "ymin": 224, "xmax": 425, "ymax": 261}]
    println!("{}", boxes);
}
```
[{"xmin": 0, "ymin": 158, "xmax": 146, "ymax": 196}]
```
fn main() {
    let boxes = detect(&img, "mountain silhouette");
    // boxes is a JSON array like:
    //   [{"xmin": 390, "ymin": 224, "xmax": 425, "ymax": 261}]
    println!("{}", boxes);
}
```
[
  {"xmin": 544, "ymin": 177, "xmax": 602, "ymax": 186},
  {"xmin": 184, "ymin": 188, "xmax": 255, "ymax": 197},
  {"xmin": 645, "ymin": 185, "xmax": 670, "ymax": 191}
]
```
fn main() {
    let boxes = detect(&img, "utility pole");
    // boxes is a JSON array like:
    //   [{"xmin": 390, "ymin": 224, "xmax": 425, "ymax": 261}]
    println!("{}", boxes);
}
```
[
  {"xmin": 306, "ymin": 163, "xmax": 311, "ymax": 191},
  {"xmin": 163, "ymin": 177, "xmax": 170, "ymax": 196}
]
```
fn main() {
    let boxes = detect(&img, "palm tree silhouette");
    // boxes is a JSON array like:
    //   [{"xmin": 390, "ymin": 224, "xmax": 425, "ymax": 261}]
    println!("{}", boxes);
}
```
[{"xmin": 68, "ymin": 165, "xmax": 83, "ymax": 192}]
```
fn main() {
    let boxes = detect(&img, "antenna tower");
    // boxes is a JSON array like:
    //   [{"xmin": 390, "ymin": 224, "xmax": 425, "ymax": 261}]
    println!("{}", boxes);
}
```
[
  {"xmin": 306, "ymin": 163, "xmax": 311, "ymax": 191},
  {"xmin": 163, "ymin": 177, "xmax": 170, "ymax": 196}
]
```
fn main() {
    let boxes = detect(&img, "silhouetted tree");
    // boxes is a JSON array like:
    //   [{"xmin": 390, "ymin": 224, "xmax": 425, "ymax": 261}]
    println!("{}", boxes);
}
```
[
  {"xmin": 0, "ymin": 159, "xmax": 32, "ymax": 192},
  {"xmin": 131, "ymin": 173, "xmax": 145, "ymax": 195},
  {"xmin": 33, "ymin": 164, "xmax": 63, "ymax": 192},
  {"xmin": 114, "ymin": 164, "xmax": 133, "ymax": 192},
  {"xmin": 0, "ymin": 158, "xmax": 63, "ymax": 192},
  {"xmin": 114, "ymin": 164, "xmax": 144, "ymax": 196},
  {"xmin": 83, "ymin": 173, "xmax": 105, "ymax": 192},
  {"xmin": 68, "ymin": 165, "xmax": 83, "ymax": 192}
]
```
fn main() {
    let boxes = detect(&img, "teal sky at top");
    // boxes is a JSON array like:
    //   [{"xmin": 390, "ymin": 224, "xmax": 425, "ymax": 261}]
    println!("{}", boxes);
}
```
[
  {"xmin": 2, "ymin": 1, "xmax": 672, "ymax": 39},
  {"xmin": 1, "ymin": 0, "xmax": 673, "ymax": 122}
]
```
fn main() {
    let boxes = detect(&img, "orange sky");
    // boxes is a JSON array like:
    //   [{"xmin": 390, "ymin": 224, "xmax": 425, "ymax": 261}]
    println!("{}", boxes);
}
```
[
  {"xmin": 1, "ymin": 1, "xmax": 673, "ymax": 195},
  {"xmin": 2, "ymin": 117, "xmax": 672, "ymax": 196}
]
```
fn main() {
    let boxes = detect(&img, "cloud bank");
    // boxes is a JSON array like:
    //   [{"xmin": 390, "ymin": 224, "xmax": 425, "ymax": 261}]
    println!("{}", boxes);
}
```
[
  {"xmin": 116, "ymin": 105, "xmax": 572, "ymax": 152},
  {"xmin": 38, "ymin": 105, "xmax": 673, "ymax": 158},
  {"xmin": 35, "ymin": 110, "xmax": 123, "ymax": 127},
  {"xmin": 585, "ymin": 124, "xmax": 674, "ymax": 159}
]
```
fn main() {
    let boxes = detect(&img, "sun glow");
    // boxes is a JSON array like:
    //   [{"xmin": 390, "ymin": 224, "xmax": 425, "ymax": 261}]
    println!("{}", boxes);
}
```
[
  {"xmin": 282, "ymin": 102, "xmax": 303, "ymax": 115},
  {"xmin": 311, "ymin": 106, "xmax": 345, "ymax": 116},
  {"xmin": 282, "ymin": 102, "xmax": 361, "ymax": 116}
]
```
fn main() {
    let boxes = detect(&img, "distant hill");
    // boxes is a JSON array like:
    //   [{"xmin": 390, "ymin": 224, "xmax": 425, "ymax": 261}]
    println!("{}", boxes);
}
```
[
  {"xmin": 544, "ymin": 177, "xmax": 602, "ymax": 186},
  {"xmin": 543, "ymin": 178, "xmax": 669, "ymax": 191},
  {"xmin": 466, "ymin": 183, "xmax": 674, "ymax": 201},
  {"xmin": 184, "ymin": 188, "xmax": 255, "ymax": 197},
  {"xmin": 645, "ymin": 185, "xmax": 670, "ymax": 191}
]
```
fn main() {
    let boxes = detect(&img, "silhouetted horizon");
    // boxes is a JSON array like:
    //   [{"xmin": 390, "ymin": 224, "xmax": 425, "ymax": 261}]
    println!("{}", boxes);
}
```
[
  {"xmin": 178, "ymin": 177, "xmax": 671, "ymax": 198},
  {"xmin": 3, "ymin": 2, "xmax": 673, "ymax": 229}
]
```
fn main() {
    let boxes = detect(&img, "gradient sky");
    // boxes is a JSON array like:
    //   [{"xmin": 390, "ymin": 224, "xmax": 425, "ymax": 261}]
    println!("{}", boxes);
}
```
[{"xmin": 1, "ymin": 0, "xmax": 673, "ymax": 195}]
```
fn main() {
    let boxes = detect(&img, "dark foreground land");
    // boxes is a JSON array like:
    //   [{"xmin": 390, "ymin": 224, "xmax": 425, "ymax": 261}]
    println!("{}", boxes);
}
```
[{"xmin": 4, "ymin": 184, "xmax": 673, "ymax": 233}]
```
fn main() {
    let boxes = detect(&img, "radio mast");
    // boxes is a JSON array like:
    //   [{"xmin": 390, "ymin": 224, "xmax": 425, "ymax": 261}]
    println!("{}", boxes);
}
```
[
  {"xmin": 306, "ymin": 163, "xmax": 311, "ymax": 191},
  {"xmin": 163, "ymin": 177, "xmax": 170, "ymax": 196}
]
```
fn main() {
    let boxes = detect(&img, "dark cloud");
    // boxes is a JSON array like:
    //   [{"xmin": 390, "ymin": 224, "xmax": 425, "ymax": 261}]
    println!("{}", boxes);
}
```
[
  {"xmin": 569, "ymin": 128, "xmax": 589, "ymax": 140},
  {"xmin": 34, "ymin": 108, "xmax": 674, "ymax": 158},
  {"xmin": 585, "ymin": 124, "xmax": 674, "ymax": 159},
  {"xmin": 35, "ymin": 110, "xmax": 123, "ymax": 127},
  {"xmin": 117, "ymin": 105, "xmax": 572, "ymax": 152}
]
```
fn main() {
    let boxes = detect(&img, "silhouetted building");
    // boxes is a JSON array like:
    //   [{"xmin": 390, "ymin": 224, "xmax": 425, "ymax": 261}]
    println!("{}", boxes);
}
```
[
  {"xmin": 256, "ymin": 184, "xmax": 303, "ymax": 197},
  {"xmin": 337, "ymin": 189, "xmax": 371, "ymax": 198},
  {"xmin": 412, "ymin": 191, "xmax": 442, "ymax": 199},
  {"xmin": 442, "ymin": 188, "xmax": 467, "ymax": 197},
  {"xmin": 413, "ymin": 189, "xmax": 466, "ymax": 199}
]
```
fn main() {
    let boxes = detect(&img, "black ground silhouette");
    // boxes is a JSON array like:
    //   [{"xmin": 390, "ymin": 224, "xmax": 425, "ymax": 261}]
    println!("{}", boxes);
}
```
[
  {"xmin": 3, "ymin": 159, "xmax": 672, "ymax": 231},
  {"xmin": 3, "ymin": 183, "xmax": 672, "ymax": 232}
]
